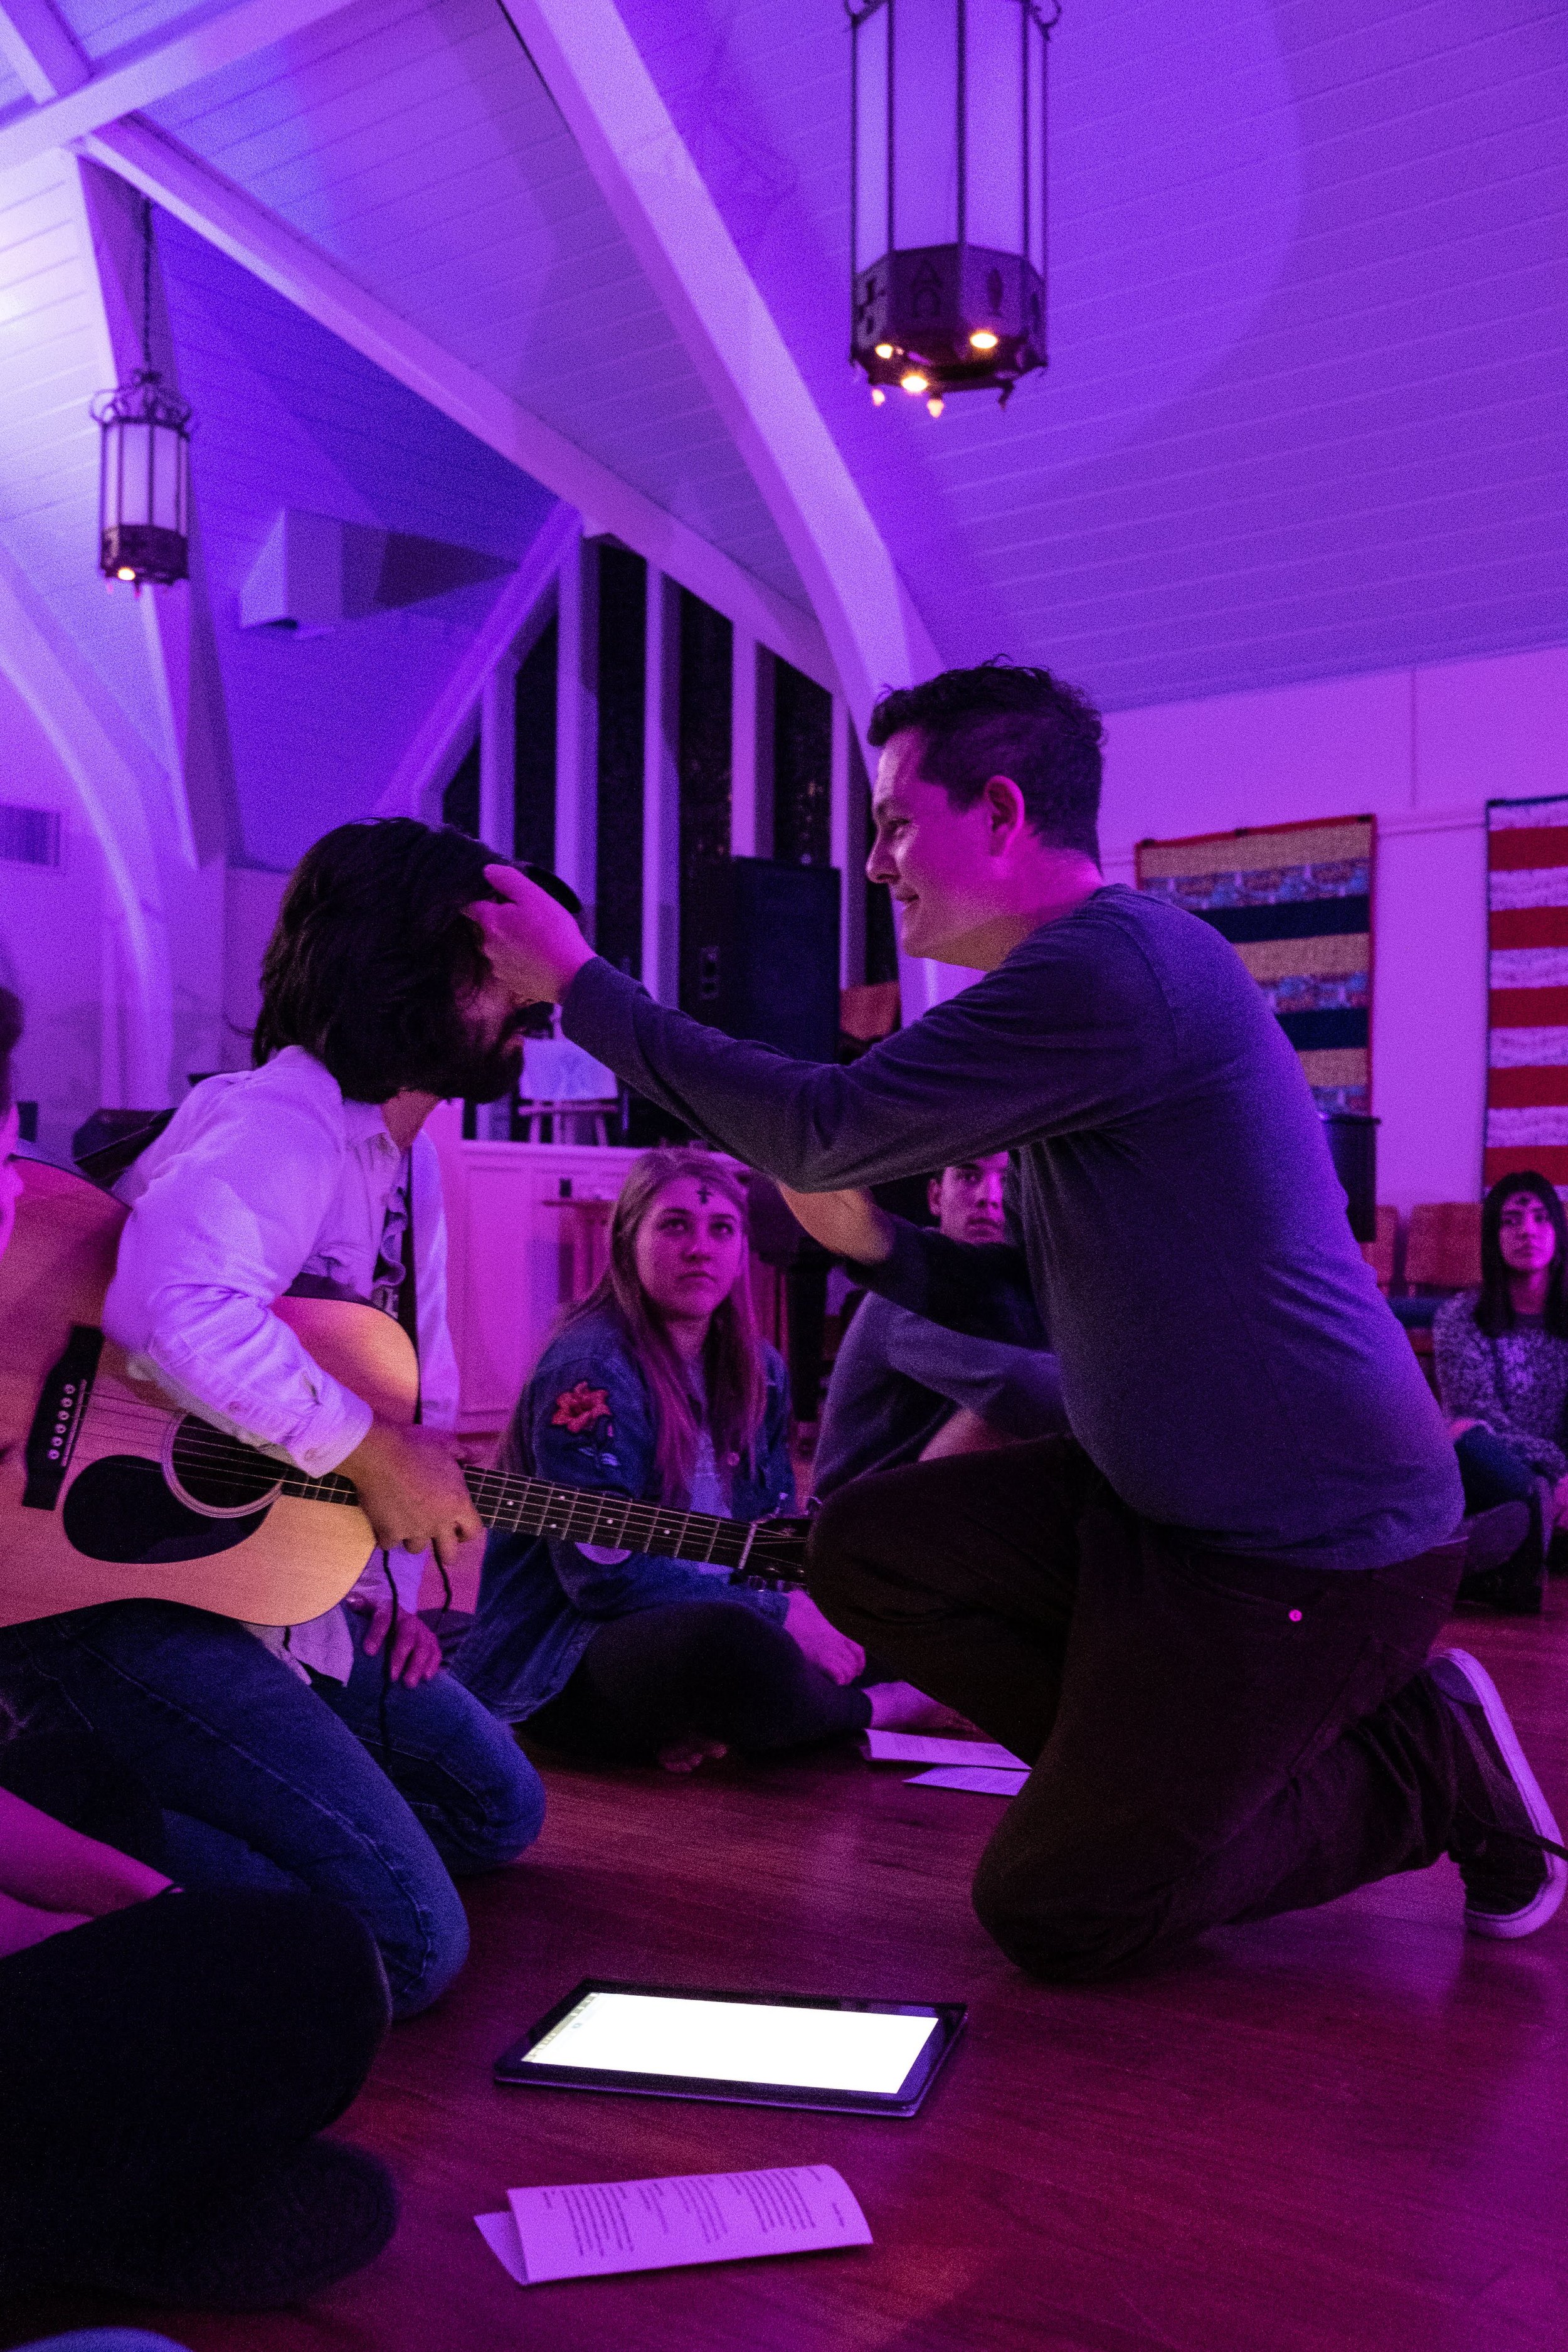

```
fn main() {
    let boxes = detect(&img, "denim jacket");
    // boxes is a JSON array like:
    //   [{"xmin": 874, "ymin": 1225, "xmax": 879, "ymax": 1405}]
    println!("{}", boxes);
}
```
[{"xmin": 455, "ymin": 1308, "xmax": 796, "ymax": 1723}]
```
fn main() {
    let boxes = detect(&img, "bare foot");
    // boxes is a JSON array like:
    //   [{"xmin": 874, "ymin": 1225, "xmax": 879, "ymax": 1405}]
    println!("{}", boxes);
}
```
[
  {"xmin": 866, "ymin": 1682, "xmax": 970, "ymax": 1732},
  {"xmin": 657, "ymin": 1735, "xmax": 729, "ymax": 1774}
]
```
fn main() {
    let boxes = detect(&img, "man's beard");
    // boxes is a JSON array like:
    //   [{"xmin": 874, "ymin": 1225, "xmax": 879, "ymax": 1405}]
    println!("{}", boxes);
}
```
[{"xmin": 423, "ymin": 1010, "xmax": 528, "ymax": 1103}]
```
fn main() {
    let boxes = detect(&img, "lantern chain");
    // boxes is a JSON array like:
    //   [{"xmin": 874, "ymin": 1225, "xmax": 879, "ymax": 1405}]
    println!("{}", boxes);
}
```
[{"xmin": 141, "ymin": 196, "xmax": 153, "ymax": 375}]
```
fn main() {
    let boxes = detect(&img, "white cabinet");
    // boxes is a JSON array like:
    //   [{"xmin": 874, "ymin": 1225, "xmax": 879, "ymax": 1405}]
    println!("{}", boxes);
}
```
[{"xmin": 426, "ymin": 1101, "xmax": 642, "ymax": 1436}]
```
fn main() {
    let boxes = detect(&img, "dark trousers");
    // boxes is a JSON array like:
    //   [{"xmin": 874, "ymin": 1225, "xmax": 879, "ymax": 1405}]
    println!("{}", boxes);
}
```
[
  {"xmin": 810, "ymin": 1437, "xmax": 1469, "ymax": 1981},
  {"xmin": 0, "ymin": 1731, "xmax": 391, "ymax": 2297},
  {"xmin": 0, "ymin": 1889, "xmax": 389, "ymax": 2294},
  {"xmin": 1454, "ymin": 1424, "xmax": 1540, "ymax": 1512},
  {"xmin": 527, "ymin": 1600, "xmax": 872, "ymax": 1761}
]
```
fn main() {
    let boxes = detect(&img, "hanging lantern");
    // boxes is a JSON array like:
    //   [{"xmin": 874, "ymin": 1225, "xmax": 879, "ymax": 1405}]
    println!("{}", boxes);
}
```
[
  {"xmin": 849, "ymin": 0, "xmax": 1059, "ymax": 411},
  {"xmin": 91, "ymin": 200, "xmax": 191, "ymax": 591}
]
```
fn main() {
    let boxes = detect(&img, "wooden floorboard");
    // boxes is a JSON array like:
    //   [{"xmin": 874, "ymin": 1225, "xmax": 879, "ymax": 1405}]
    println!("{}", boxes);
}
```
[{"xmin": 8, "ymin": 1608, "xmax": 1568, "ymax": 2352}]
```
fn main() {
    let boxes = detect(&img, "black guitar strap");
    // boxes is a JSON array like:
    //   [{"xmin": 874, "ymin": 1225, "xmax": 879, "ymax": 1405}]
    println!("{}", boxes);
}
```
[{"xmin": 394, "ymin": 1155, "xmax": 422, "ymax": 1427}]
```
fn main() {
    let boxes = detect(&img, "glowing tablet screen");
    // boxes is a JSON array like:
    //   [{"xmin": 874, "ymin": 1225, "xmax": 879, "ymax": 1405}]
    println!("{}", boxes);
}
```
[{"xmin": 521, "ymin": 1990, "xmax": 940, "ymax": 2096}]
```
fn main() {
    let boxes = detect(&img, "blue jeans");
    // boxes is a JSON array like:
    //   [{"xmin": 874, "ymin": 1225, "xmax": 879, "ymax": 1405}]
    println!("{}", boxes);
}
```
[
  {"xmin": 19, "ymin": 2337, "xmax": 192, "ymax": 2350},
  {"xmin": 0, "ymin": 1602, "xmax": 544, "ymax": 2017},
  {"xmin": 1453, "ymin": 1425, "xmax": 1540, "ymax": 1513},
  {"xmin": 18, "ymin": 2324, "xmax": 190, "ymax": 2343}
]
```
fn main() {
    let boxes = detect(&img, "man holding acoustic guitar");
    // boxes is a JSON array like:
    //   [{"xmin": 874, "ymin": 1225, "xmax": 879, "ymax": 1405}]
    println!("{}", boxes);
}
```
[{"xmin": 0, "ymin": 820, "xmax": 546, "ymax": 2018}]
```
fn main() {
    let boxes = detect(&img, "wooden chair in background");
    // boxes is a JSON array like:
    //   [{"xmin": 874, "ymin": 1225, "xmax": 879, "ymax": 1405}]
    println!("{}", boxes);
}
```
[
  {"xmin": 1394, "ymin": 1202, "xmax": 1481, "ymax": 1382},
  {"xmin": 1360, "ymin": 1205, "xmax": 1398, "ymax": 1293},
  {"xmin": 1404, "ymin": 1203, "xmax": 1483, "ymax": 1293}
]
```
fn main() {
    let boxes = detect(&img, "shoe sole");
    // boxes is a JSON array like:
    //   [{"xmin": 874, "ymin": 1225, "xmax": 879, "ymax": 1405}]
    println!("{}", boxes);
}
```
[{"xmin": 1432, "ymin": 1646, "xmax": 1567, "ymax": 1939}]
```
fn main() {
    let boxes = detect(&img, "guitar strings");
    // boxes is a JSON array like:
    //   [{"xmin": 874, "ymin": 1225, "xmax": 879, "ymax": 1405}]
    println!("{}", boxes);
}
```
[
  {"xmin": 70, "ymin": 1407, "xmax": 793, "ymax": 1563},
  {"xmin": 83, "ymin": 1419, "xmax": 761, "ymax": 1537}
]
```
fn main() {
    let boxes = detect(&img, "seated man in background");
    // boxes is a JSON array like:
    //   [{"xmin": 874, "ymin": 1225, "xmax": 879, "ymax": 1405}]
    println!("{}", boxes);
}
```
[
  {"xmin": 812, "ymin": 1150, "xmax": 1069, "ymax": 1503},
  {"xmin": 0, "ymin": 822, "xmax": 546, "ymax": 2022}
]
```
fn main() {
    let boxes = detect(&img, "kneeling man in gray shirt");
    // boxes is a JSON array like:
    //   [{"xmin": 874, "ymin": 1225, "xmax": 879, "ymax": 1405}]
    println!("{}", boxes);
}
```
[
  {"xmin": 813, "ymin": 1152, "xmax": 1067, "ymax": 1502},
  {"xmin": 469, "ymin": 660, "xmax": 1564, "ymax": 1979}
]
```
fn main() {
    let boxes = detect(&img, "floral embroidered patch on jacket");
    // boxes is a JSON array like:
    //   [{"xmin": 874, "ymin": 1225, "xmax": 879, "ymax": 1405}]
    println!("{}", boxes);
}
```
[{"xmin": 551, "ymin": 1381, "xmax": 612, "ymax": 1435}]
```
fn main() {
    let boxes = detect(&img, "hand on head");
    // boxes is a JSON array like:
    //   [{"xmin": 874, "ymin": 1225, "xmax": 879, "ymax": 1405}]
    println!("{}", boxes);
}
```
[{"xmin": 467, "ymin": 864, "xmax": 595, "ymax": 1010}]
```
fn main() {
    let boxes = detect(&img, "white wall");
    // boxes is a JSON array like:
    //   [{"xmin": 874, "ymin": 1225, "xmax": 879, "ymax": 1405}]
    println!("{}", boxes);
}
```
[
  {"xmin": 221, "ymin": 866, "xmax": 289, "ymax": 1071},
  {"xmin": 0, "ymin": 667, "xmax": 107, "ymax": 1157},
  {"xmin": 1099, "ymin": 647, "xmax": 1568, "ymax": 1216}
]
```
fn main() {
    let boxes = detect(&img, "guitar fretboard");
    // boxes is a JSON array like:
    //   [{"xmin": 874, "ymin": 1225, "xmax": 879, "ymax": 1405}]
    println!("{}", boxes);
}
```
[{"xmin": 268, "ymin": 1460, "xmax": 763, "ymax": 1571}]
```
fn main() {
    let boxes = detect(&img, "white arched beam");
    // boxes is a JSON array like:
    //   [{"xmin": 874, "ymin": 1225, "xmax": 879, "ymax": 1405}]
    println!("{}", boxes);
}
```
[
  {"xmin": 0, "ymin": 0, "xmax": 184, "ymax": 1094},
  {"xmin": 0, "ymin": 543, "xmax": 173, "ymax": 1103},
  {"xmin": 81, "ymin": 120, "xmax": 834, "ymax": 694},
  {"xmin": 0, "ymin": 0, "xmax": 88, "ymax": 98},
  {"xmin": 512, "ymin": 0, "xmax": 940, "ymax": 736},
  {"xmin": 506, "ymin": 0, "xmax": 952, "ymax": 1012},
  {"xmin": 0, "ymin": 0, "xmax": 366, "ymax": 178},
  {"xmin": 4, "ymin": 1, "xmax": 203, "ymax": 874},
  {"xmin": 378, "ymin": 500, "xmax": 579, "ymax": 823}
]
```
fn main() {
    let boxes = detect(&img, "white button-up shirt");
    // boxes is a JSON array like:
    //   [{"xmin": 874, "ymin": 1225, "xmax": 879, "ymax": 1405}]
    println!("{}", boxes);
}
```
[{"xmin": 105, "ymin": 1045, "xmax": 460, "ymax": 1680}]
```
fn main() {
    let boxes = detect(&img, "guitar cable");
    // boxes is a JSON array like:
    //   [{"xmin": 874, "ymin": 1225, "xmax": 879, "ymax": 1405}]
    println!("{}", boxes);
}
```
[{"xmin": 376, "ymin": 1554, "xmax": 396, "ymax": 1764}]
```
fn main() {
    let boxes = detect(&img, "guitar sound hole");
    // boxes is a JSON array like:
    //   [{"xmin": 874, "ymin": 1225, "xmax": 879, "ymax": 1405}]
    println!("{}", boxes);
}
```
[
  {"xmin": 169, "ymin": 1419, "xmax": 282, "ymax": 1514},
  {"xmin": 62, "ymin": 1458, "xmax": 270, "ymax": 1565}
]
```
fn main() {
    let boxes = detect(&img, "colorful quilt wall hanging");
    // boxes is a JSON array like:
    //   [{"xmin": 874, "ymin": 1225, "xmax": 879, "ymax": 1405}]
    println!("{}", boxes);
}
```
[
  {"xmin": 1486, "ymin": 793, "xmax": 1568, "ymax": 1191},
  {"xmin": 1135, "ymin": 817, "xmax": 1374, "ymax": 1114}
]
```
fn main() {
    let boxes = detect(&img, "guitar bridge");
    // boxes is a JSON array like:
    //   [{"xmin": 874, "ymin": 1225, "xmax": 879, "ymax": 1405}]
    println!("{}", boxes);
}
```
[{"xmin": 23, "ymin": 1325, "xmax": 105, "ymax": 1511}]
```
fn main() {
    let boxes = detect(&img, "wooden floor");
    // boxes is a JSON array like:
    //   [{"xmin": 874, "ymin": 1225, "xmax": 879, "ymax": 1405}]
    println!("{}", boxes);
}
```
[{"xmin": 8, "ymin": 1607, "xmax": 1568, "ymax": 2352}]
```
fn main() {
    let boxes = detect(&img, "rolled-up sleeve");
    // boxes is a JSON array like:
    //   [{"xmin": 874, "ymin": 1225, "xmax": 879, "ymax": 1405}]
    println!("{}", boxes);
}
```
[{"xmin": 104, "ymin": 1085, "xmax": 374, "ymax": 1478}]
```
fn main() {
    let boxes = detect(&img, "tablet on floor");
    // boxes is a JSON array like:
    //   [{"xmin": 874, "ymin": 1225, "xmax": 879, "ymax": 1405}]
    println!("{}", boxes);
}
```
[{"xmin": 494, "ymin": 1979, "xmax": 966, "ymax": 2117}]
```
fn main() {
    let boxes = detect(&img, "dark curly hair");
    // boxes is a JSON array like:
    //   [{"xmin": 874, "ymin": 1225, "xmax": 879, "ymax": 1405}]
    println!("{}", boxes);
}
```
[
  {"xmin": 0, "ymin": 985, "xmax": 20, "ymax": 1116},
  {"xmin": 254, "ymin": 820, "xmax": 578, "ymax": 1103},
  {"xmin": 867, "ymin": 660, "xmax": 1104, "ymax": 860},
  {"xmin": 1475, "ymin": 1168, "xmax": 1568, "ymax": 1340}
]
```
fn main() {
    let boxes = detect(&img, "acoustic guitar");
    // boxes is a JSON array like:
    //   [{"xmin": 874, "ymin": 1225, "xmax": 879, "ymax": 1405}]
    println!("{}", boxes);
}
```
[{"xmin": 0, "ymin": 1160, "xmax": 810, "ymax": 1631}]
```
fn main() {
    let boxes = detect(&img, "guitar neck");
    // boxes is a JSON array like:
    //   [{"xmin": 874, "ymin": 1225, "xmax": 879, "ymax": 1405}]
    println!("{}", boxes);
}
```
[
  {"xmin": 463, "ymin": 1464, "xmax": 763, "ymax": 1572},
  {"xmin": 273, "ymin": 1459, "xmax": 763, "ymax": 1573}
]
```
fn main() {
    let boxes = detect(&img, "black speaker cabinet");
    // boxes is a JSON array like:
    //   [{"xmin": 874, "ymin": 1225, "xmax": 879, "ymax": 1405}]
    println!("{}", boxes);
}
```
[{"xmin": 683, "ymin": 858, "xmax": 841, "ymax": 1063}]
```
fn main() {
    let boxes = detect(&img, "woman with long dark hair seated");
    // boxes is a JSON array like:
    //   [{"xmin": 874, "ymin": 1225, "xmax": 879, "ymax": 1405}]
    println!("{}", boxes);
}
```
[
  {"xmin": 1434, "ymin": 1168, "xmax": 1568, "ymax": 1609},
  {"xmin": 457, "ymin": 1149, "xmax": 948, "ymax": 1770}
]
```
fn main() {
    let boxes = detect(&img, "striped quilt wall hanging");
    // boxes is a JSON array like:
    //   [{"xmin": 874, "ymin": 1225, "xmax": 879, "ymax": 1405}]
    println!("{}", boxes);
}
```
[
  {"xmin": 1486, "ymin": 793, "xmax": 1568, "ymax": 1191},
  {"xmin": 1135, "ymin": 818, "xmax": 1375, "ymax": 1112}
]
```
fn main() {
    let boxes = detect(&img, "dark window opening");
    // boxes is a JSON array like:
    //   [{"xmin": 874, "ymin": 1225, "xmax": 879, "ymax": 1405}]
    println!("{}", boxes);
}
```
[
  {"xmin": 441, "ymin": 737, "xmax": 480, "ymax": 838},
  {"xmin": 677, "ymin": 588, "xmax": 733, "ymax": 1016},
  {"xmin": 595, "ymin": 544, "xmax": 647, "ymax": 979},
  {"xmin": 773, "ymin": 660, "xmax": 832, "ymax": 867},
  {"xmin": 514, "ymin": 615, "xmax": 558, "ymax": 872}
]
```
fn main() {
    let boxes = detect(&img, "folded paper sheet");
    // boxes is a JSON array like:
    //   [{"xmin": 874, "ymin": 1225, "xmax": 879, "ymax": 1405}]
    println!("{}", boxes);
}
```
[
  {"xmin": 861, "ymin": 1730, "xmax": 1025, "ymax": 1770},
  {"xmin": 477, "ymin": 2164, "xmax": 871, "ymax": 2286},
  {"xmin": 904, "ymin": 1766, "xmax": 1029, "ymax": 1797}
]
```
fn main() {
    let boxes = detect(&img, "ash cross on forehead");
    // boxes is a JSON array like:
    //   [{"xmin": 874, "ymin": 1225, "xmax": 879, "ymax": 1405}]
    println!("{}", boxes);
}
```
[{"xmin": 696, "ymin": 1183, "xmax": 712, "ymax": 1204}]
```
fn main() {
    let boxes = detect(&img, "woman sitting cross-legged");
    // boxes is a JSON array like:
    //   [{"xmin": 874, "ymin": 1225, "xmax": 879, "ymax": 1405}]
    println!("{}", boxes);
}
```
[
  {"xmin": 456, "ymin": 1149, "xmax": 948, "ymax": 1769},
  {"xmin": 1434, "ymin": 1168, "xmax": 1568, "ymax": 1611}
]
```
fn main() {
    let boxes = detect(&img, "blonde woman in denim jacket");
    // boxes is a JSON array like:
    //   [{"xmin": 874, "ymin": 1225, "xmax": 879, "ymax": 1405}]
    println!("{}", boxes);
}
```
[{"xmin": 457, "ymin": 1150, "xmax": 945, "ymax": 1771}]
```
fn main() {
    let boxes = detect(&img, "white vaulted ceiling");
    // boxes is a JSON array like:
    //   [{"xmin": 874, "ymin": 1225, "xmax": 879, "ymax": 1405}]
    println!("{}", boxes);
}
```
[
  {"xmin": 144, "ymin": 0, "xmax": 811, "ymax": 607},
  {"xmin": 0, "ymin": 0, "xmax": 1562, "ymax": 874}
]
